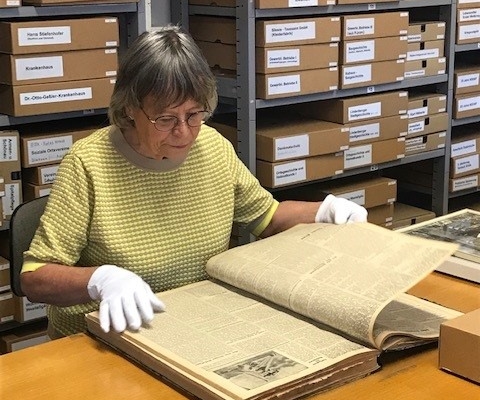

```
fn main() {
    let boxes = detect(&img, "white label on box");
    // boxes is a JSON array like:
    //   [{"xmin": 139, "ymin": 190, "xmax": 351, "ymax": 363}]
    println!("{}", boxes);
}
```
[
  {"xmin": 338, "ymin": 189, "xmax": 366, "ymax": 206},
  {"xmin": 39, "ymin": 188, "xmax": 52, "ymax": 197},
  {"xmin": 0, "ymin": 284, "xmax": 10, "ymax": 292},
  {"xmin": 267, "ymin": 74, "xmax": 301, "ymax": 95},
  {"xmin": 458, "ymin": 95, "xmax": 480, "ymax": 111},
  {"xmin": 458, "ymin": 24, "xmax": 480, "ymax": 40},
  {"xmin": 0, "ymin": 136, "xmax": 19, "ymax": 161},
  {"xmin": 405, "ymin": 69, "xmax": 426, "ymax": 78},
  {"xmin": 267, "ymin": 49, "xmax": 300, "ymax": 69},
  {"xmin": 27, "ymin": 135, "xmax": 73, "ymax": 165},
  {"xmin": 275, "ymin": 134, "xmax": 309, "ymax": 160},
  {"xmin": 344, "ymin": 144, "xmax": 372, "ymax": 169},
  {"xmin": 11, "ymin": 334, "xmax": 50, "ymax": 352},
  {"xmin": 274, "ymin": 160, "xmax": 306, "ymax": 186},
  {"xmin": 408, "ymin": 34, "xmax": 422, "ymax": 42},
  {"xmin": 0, "ymin": 262, "xmax": 8, "ymax": 271},
  {"xmin": 345, "ymin": 18, "xmax": 375, "ymax": 37},
  {"xmin": 457, "ymin": 72, "xmax": 480, "ymax": 88},
  {"xmin": 20, "ymin": 87, "xmax": 93, "ymax": 105},
  {"xmin": 265, "ymin": 21, "xmax": 316, "ymax": 44},
  {"xmin": 21, "ymin": 297, "xmax": 47, "ymax": 321},
  {"xmin": 0, "ymin": 292, "xmax": 12, "ymax": 301},
  {"xmin": 345, "ymin": 40, "xmax": 375, "ymax": 63},
  {"xmin": 459, "ymin": 0, "xmax": 480, "ymax": 3},
  {"xmin": 15, "ymin": 55, "xmax": 64, "ymax": 81},
  {"xmin": 343, "ymin": 64, "xmax": 372, "ymax": 85},
  {"xmin": 40, "ymin": 165, "xmax": 59, "ymax": 184},
  {"xmin": 454, "ymin": 154, "xmax": 479, "ymax": 174},
  {"xmin": 408, "ymin": 106, "xmax": 428, "ymax": 118},
  {"xmin": 2, "ymin": 182, "xmax": 20, "ymax": 218},
  {"xmin": 18, "ymin": 26, "xmax": 71, "ymax": 47},
  {"xmin": 289, "ymin": 0, "xmax": 318, "ymax": 6},
  {"xmin": 452, "ymin": 175, "xmax": 478, "ymax": 191},
  {"xmin": 348, "ymin": 101, "xmax": 381, "ymax": 121},
  {"xmin": 406, "ymin": 48, "xmax": 440, "ymax": 61},
  {"xmin": 349, "ymin": 122, "xmax": 380, "ymax": 142},
  {"xmin": 459, "ymin": 8, "xmax": 480, "ymax": 22},
  {"xmin": 451, "ymin": 139, "xmax": 477, "ymax": 157},
  {"xmin": 7, "ymin": 1, "xmax": 21, "ymax": 5},
  {"xmin": 408, "ymin": 120, "xmax": 425, "ymax": 134}
]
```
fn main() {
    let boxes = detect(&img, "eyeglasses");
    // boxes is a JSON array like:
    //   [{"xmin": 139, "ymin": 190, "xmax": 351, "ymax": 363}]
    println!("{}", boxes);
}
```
[{"xmin": 140, "ymin": 108, "xmax": 211, "ymax": 132}]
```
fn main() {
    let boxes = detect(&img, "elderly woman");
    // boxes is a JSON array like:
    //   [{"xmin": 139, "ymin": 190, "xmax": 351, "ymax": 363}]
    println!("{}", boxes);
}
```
[{"xmin": 20, "ymin": 25, "xmax": 367, "ymax": 339}]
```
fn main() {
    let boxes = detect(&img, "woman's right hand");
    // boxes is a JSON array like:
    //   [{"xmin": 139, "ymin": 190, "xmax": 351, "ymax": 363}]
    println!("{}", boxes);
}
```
[{"xmin": 87, "ymin": 264, "xmax": 165, "ymax": 333}]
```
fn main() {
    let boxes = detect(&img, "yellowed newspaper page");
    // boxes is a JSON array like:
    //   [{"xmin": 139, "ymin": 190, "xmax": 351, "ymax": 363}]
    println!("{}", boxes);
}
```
[
  {"xmin": 87, "ymin": 280, "xmax": 379, "ymax": 400},
  {"xmin": 206, "ymin": 223, "xmax": 458, "ymax": 348}
]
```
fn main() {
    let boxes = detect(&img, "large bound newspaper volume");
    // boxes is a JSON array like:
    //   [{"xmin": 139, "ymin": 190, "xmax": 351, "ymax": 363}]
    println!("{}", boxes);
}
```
[{"xmin": 86, "ymin": 222, "xmax": 462, "ymax": 400}]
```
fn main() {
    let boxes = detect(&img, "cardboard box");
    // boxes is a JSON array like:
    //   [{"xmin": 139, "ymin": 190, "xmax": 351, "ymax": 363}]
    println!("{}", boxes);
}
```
[
  {"xmin": 454, "ymin": 92, "xmax": 480, "ymax": 119},
  {"xmin": 189, "ymin": 16, "xmax": 236, "ymax": 45},
  {"xmin": 454, "ymin": 65, "xmax": 480, "ymax": 95},
  {"xmin": 0, "ymin": 17, "xmax": 119, "ymax": 54},
  {"xmin": 386, "ymin": 160, "xmax": 435, "ymax": 189},
  {"xmin": 0, "ymin": 176, "xmax": 4, "ymax": 196},
  {"xmin": 318, "ymin": 176, "xmax": 397, "ymax": 208},
  {"xmin": 256, "ymin": 42, "xmax": 339, "ymax": 73},
  {"xmin": 22, "ymin": 182, "xmax": 52, "ymax": 201},
  {"xmin": 297, "ymin": 91, "xmax": 408, "ymax": 124},
  {"xmin": 367, "ymin": 203, "xmax": 394, "ymax": 228},
  {"xmin": 340, "ymin": 35, "xmax": 407, "ymax": 65},
  {"xmin": 0, "ymin": 130, "xmax": 22, "ymax": 221},
  {"xmin": 451, "ymin": 125, "xmax": 480, "ymax": 158},
  {"xmin": 256, "ymin": 16, "xmax": 341, "ymax": 46},
  {"xmin": 457, "ymin": 0, "xmax": 480, "ymax": 9},
  {"xmin": 340, "ymin": 59, "xmax": 405, "ymax": 89},
  {"xmin": 404, "ymin": 57, "xmax": 446, "ymax": 79},
  {"xmin": 256, "ymin": 67, "xmax": 338, "ymax": 99},
  {"xmin": 457, "ymin": 7, "xmax": 480, "ymax": 23},
  {"xmin": 0, "ymin": 48, "xmax": 118, "ymax": 85},
  {"xmin": 256, "ymin": 152, "xmax": 344, "ymax": 188},
  {"xmin": 255, "ymin": 0, "xmax": 335, "ymax": 7},
  {"xmin": 0, "ymin": 77, "xmax": 115, "ymax": 117},
  {"xmin": 0, "ymin": 256, "xmax": 10, "ymax": 293},
  {"xmin": 405, "ymin": 131, "xmax": 446, "ymax": 155},
  {"xmin": 20, "ymin": 125, "xmax": 94, "ymax": 168},
  {"xmin": 407, "ymin": 92, "xmax": 447, "ymax": 118},
  {"xmin": 343, "ymin": 137, "xmax": 405, "ymax": 170},
  {"xmin": 22, "ymin": 163, "xmax": 59, "ymax": 185},
  {"xmin": 456, "ymin": 21, "xmax": 480, "ymax": 44},
  {"xmin": 0, "ymin": 0, "xmax": 20, "ymax": 7},
  {"xmin": 407, "ymin": 112, "xmax": 449, "ymax": 138},
  {"xmin": 341, "ymin": 12, "xmax": 409, "ymax": 40},
  {"xmin": 407, "ymin": 21, "xmax": 446, "ymax": 42},
  {"xmin": 406, "ymin": 40, "xmax": 445, "ymax": 61},
  {"xmin": 0, "ymin": 326, "xmax": 49, "ymax": 354},
  {"xmin": 392, "ymin": 202, "xmax": 436, "ymax": 230},
  {"xmin": 0, "ymin": 291, "xmax": 14, "ymax": 323},
  {"xmin": 14, "ymin": 295, "xmax": 47, "ymax": 323},
  {"xmin": 439, "ymin": 308, "xmax": 480, "ymax": 383},
  {"xmin": 449, "ymin": 173, "xmax": 479, "ymax": 192},
  {"xmin": 337, "ymin": 0, "xmax": 397, "ymax": 3},
  {"xmin": 23, "ymin": 0, "xmax": 136, "ymax": 3},
  {"xmin": 450, "ymin": 152, "xmax": 480, "ymax": 178},
  {"xmin": 347, "ymin": 114, "xmax": 408, "ymax": 144}
]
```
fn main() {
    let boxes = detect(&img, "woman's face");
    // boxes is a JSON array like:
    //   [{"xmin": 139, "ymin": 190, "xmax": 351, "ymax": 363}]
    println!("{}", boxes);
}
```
[{"xmin": 126, "ymin": 97, "xmax": 205, "ymax": 162}]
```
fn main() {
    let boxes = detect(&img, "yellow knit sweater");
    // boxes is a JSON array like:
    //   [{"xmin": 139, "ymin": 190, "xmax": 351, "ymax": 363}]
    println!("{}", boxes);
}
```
[{"xmin": 23, "ymin": 124, "xmax": 277, "ymax": 335}]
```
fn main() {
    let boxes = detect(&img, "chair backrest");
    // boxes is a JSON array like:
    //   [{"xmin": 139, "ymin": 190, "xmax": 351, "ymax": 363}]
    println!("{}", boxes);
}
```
[{"xmin": 9, "ymin": 195, "xmax": 49, "ymax": 297}]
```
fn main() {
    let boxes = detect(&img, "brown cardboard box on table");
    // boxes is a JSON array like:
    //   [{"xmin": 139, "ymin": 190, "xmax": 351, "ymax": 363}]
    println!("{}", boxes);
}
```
[
  {"xmin": 0, "ymin": 17, "xmax": 119, "ymax": 54},
  {"xmin": 439, "ymin": 308, "xmax": 480, "ymax": 384}
]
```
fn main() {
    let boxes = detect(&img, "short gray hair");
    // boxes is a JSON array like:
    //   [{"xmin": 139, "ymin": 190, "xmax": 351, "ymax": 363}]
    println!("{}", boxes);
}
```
[{"xmin": 109, "ymin": 25, "xmax": 218, "ymax": 129}]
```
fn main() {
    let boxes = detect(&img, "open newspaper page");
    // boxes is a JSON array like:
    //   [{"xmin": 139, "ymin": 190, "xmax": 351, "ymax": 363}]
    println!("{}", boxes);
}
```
[
  {"xmin": 206, "ymin": 223, "xmax": 458, "ymax": 349},
  {"xmin": 86, "ymin": 280, "xmax": 380, "ymax": 400}
]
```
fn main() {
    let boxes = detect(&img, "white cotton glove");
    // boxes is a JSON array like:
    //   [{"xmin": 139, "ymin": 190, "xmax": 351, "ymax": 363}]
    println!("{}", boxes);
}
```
[
  {"xmin": 87, "ymin": 264, "xmax": 165, "ymax": 333},
  {"xmin": 315, "ymin": 194, "xmax": 368, "ymax": 224}
]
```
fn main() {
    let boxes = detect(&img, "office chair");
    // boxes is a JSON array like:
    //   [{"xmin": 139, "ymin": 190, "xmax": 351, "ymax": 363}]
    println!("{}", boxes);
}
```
[{"xmin": 9, "ymin": 195, "xmax": 49, "ymax": 297}]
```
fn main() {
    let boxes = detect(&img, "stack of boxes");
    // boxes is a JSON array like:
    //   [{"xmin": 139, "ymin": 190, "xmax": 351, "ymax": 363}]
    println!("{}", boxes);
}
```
[
  {"xmin": 339, "ymin": 11, "xmax": 408, "ymax": 89},
  {"xmin": 453, "ymin": 0, "xmax": 480, "ymax": 120},
  {"xmin": 404, "ymin": 92, "xmax": 448, "ymax": 156},
  {"xmin": 0, "ymin": 256, "xmax": 13, "ymax": 325},
  {"xmin": 450, "ymin": 124, "xmax": 480, "ymax": 193},
  {"xmin": 0, "ymin": 17, "xmax": 119, "ymax": 116},
  {"xmin": 405, "ymin": 21, "xmax": 446, "ymax": 79},
  {"xmin": 0, "ymin": 130, "xmax": 21, "ymax": 223}
]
